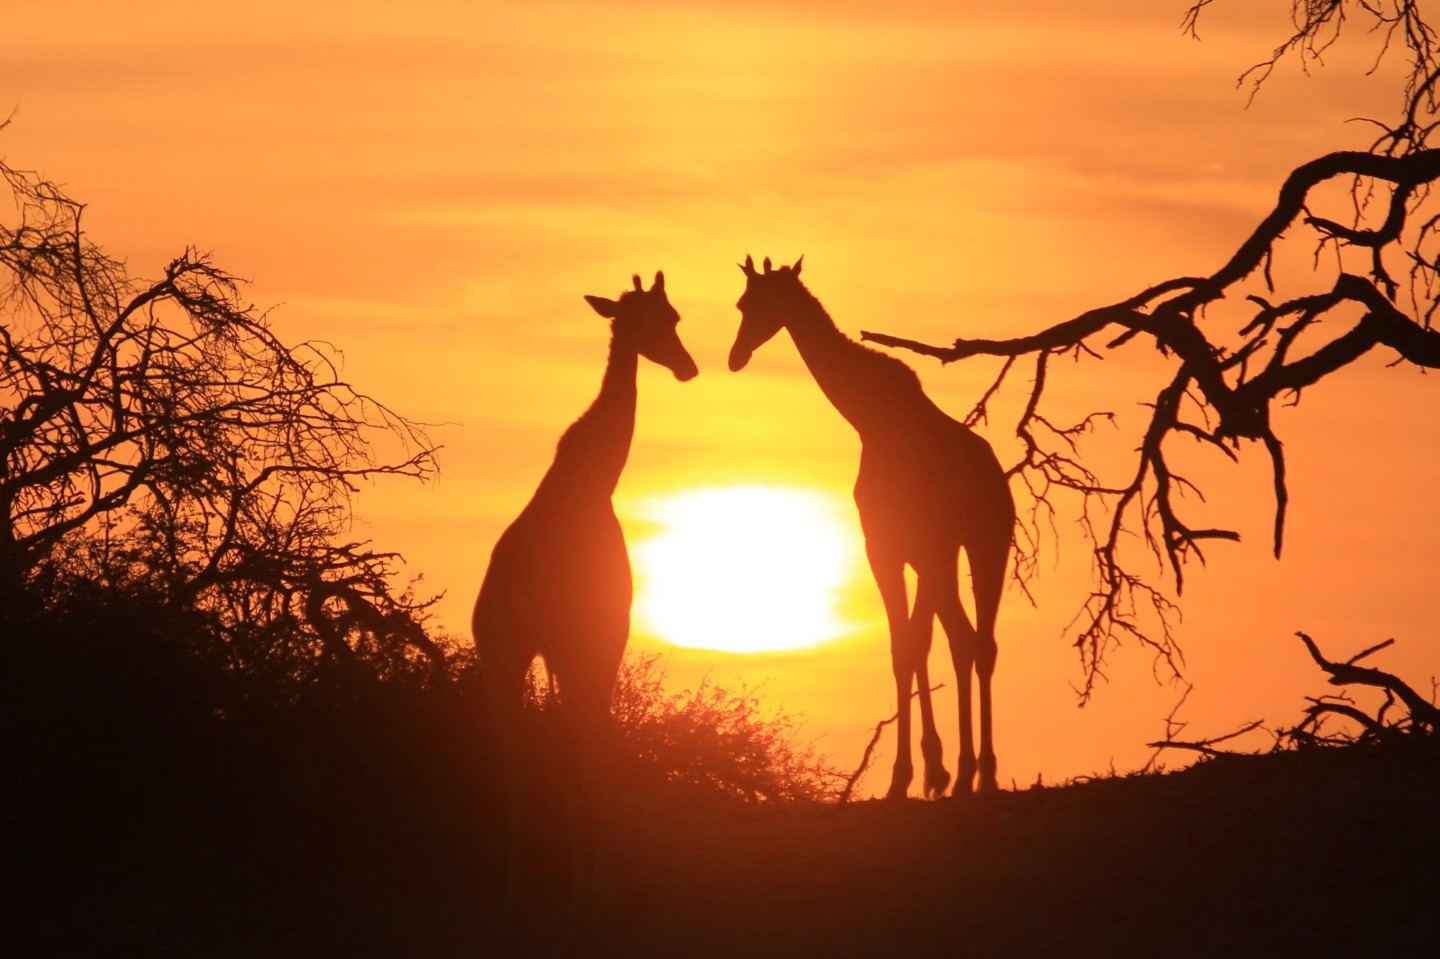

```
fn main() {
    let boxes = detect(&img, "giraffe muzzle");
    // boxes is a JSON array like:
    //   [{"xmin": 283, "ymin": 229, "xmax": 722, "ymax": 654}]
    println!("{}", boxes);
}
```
[
  {"xmin": 728, "ymin": 343, "xmax": 753, "ymax": 372},
  {"xmin": 672, "ymin": 357, "xmax": 699, "ymax": 382}
]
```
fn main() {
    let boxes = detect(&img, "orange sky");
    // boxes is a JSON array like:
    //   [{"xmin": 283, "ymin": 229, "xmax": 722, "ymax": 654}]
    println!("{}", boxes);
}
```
[{"xmin": 5, "ymin": 1, "xmax": 1438, "ymax": 794}]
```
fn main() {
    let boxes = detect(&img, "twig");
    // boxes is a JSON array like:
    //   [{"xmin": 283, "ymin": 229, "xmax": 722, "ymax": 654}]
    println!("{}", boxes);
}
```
[
  {"xmin": 838, "ymin": 684, "xmax": 944, "ymax": 805},
  {"xmin": 1146, "ymin": 719, "xmax": 1265, "ymax": 757}
]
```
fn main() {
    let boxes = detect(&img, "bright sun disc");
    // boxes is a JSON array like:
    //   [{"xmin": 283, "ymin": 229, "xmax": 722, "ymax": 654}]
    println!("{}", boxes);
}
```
[{"xmin": 632, "ymin": 485, "xmax": 858, "ymax": 654}]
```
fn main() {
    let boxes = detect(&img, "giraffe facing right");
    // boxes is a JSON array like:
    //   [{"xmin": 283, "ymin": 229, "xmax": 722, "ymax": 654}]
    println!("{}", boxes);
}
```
[{"xmin": 473, "ymin": 270, "xmax": 696, "ymax": 902}]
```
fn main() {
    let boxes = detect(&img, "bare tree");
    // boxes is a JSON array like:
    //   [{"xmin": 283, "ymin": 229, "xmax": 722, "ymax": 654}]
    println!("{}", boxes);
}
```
[
  {"xmin": 861, "ymin": 2, "xmax": 1440, "ymax": 696},
  {"xmin": 0, "ymin": 139, "xmax": 445, "ymax": 686}
]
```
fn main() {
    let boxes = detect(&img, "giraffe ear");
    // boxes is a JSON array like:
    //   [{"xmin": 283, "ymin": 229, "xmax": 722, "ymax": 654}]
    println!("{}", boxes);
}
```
[
  {"xmin": 584, "ymin": 295, "xmax": 619, "ymax": 318},
  {"xmin": 632, "ymin": 274, "xmax": 644, "ymax": 292},
  {"xmin": 740, "ymin": 255, "xmax": 756, "ymax": 276},
  {"xmin": 652, "ymin": 270, "xmax": 665, "ymax": 291},
  {"xmin": 762, "ymin": 256, "xmax": 773, "ymax": 273},
  {"xmin": 793, "ymin": 255, "xmax": 803, "ymax": 275}
]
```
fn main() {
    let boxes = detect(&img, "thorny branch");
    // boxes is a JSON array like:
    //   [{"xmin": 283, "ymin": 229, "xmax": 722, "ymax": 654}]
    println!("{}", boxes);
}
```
[{"xmin": 861, "ymin": 9, "xmax": 1440, "ymax": 696}]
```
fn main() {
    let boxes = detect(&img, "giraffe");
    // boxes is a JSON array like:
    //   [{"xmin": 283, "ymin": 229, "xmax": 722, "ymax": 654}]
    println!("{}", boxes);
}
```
[
  {"xmin": 473, "ymin": 270, "xmax": 696, "ymax": 898},
  {"xmin": 729, "ymin": 256, "xmax": 1014, "ymax": 797}
]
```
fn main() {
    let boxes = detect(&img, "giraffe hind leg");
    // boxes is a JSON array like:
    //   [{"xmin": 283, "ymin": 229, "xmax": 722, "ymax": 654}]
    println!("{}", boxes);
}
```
[
  {"xmin": 910, "ymin": 585, "xmax": 951, "ymax": 798},
  {"xmin": 544, "ymin": 655, "xmax": 620, "ymax": 912},
  {"xmin": 930, "ymin": 557, "xmax": 980, "ymax": 796},
  {"xmin": 969, "ymin": 533, "xmax": 1009, "ymax": 793},
  {"xmin": 470, "ymin": 628, "xmax": 538, "ymax": 907}
]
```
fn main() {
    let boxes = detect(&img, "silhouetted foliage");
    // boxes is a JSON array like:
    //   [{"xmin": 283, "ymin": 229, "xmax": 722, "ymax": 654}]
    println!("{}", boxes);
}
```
[
  {"xmin": 2, "ymin": 579, "xmax": 502, "ymax": 957},
  {"xmin": 0, "ymin": 137, "xmax": 447, "ymax": 689},
  {"xmin": 0, "ymin": 141, "xmax": 499, "ymax": 952},
  {"xmin": 863, "ymin": 2, "xmax": 1440, "ymax": 695},
  {"xmin": 610, "ymin": 653, "xmax": 844, "ymax": 803}
]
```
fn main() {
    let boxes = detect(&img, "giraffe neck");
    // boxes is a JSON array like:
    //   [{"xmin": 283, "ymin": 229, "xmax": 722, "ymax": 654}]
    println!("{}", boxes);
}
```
[
  {"xmin": 781, "ymin": 286, "xmax": 913, "ymax": 436},
  {"xmin": 537, "ymin": 336, "xmax": 638, "ymax": 501}
]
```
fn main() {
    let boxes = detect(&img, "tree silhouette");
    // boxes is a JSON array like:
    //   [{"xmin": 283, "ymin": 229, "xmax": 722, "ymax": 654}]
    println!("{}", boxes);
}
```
[
  {"xmin": 862, "ymin": 2, "xmax": 1440, "ymax": 695},
  {"xmin": 0, "ymin": 138, "xmax": 444, "ymax": 687}
]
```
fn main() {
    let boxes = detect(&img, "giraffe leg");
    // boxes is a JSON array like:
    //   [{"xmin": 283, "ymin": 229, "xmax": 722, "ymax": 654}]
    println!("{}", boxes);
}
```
[
  {"xmin": 549, "ymin": 653, "xmax": 623, "ymax": 915},
  {"xmin": 478, "ymin": 646, "xmax": 539, "ymax": 908},
  {"xmin": 969, "ymin": 535, "xmax": 1009, "ymax": 793},
  {"xmin": 929, "ymin": 552, "xmax": 980, "ymax": 795},
  {"xmin": 868, "ymin": 545, "xmax": 915, "ymax": 801},
  {"xmin": 910, "ymin": 583, "xmax": 951, "ymax": 798}
]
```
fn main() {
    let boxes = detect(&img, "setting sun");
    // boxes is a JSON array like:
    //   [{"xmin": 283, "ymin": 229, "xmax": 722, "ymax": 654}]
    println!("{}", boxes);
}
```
[{"xmin": 632, "ymin": 485, "xmax": 860, "ymax": 654}]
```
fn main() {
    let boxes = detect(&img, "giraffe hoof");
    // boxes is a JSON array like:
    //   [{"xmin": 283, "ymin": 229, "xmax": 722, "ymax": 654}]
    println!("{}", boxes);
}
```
[
  {"xmin": 885, "ymin": 780, "xmax": 910, "ymax": 801},
  {"xmin": 923, "ymin": 766, "xmax": 952, "ymax": 799},
  {"xmin": 978, "ymin": 756, "xmax": 999, "ymax": 793}
]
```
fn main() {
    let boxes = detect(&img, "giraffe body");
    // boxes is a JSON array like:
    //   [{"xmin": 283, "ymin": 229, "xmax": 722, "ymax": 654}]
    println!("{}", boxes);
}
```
[
  {"xmin": 730, "ymin": 256, "xmax": 1014, "ymax": 797},
  {"xmin": 474, "ymin": 271, "xmax": 695, "ymax": 720},
  {"xmin": 473, "ymin": 418, "xmax": 636, "ymax": 723}
]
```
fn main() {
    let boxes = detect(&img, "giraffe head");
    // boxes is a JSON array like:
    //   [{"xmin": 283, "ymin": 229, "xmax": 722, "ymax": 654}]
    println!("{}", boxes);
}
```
[
  {"xmin": 585, "ymin": 271, "xmax": 698, "ymax": 381},
  {"xmin": 729, "ymin": 254, "xmax": 804, "ymax": 372}
]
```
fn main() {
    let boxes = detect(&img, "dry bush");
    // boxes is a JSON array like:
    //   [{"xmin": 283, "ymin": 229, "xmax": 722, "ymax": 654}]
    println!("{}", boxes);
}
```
[{"xmin": 609, "ymin": 653, "xmax": 844, "ymax": 803}]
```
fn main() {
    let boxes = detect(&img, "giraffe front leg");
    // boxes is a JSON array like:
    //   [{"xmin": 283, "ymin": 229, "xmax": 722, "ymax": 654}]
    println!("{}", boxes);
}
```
[
  {"xmin": 932, "ymin": 570, "xmax": 980, "ymax": 796},
  {"xmin": 976, "ymin": 635, "xmax": 999, "ymax": 793},
  {"xmin": 914, "ymin": 655, "xmax": 951, "ymax": 799},
  {"xmin": 869, "ymin": 548, "xmax": 914, "ymax": 800},
  {"xmin": 953, "ymin": 653, "xmax": 978, "ymax": 795},
  {"xmin": 887, "ymin": 663, "xmax": 915, "ymax": 801},
  {"xmin": 910, "ymin": 585, "xmax": 950, "ymax": 798},
  {"xmin": 970, "ymin": 531, "xmax": 1009, "ymax": 794}
]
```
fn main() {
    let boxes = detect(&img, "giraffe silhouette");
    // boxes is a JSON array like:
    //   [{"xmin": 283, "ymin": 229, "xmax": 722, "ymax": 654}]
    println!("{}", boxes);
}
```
[
  {"xmin": 473, "ymin": 270, "xmax": 696, "ymax": 899},
  {"xmin": 729, "ymin": 256, "xmax": 1014, "ymax": 797}
]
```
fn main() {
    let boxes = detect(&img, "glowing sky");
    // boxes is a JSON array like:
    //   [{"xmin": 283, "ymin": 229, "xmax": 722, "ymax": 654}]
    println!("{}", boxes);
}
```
[
  {"xmin": 5, "ymin": 0, "xmax": 1437, "ymax": 793},
  {"xmin": 632, "ymin": 485, "xmax": 859, "ymax": 654}
]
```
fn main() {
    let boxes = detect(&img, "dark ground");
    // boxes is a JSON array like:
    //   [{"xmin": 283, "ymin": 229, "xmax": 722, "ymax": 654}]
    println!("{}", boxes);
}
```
[
  {"xmin": 13, "ymin": 739, "xmax": 1438, "ymax": 958},
  {"xmin": 588, "ymin": 743, "xmax": 1440, "ymax": 958}
]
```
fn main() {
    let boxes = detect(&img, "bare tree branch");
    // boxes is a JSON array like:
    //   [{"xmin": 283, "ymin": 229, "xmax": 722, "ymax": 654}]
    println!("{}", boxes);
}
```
[
  {"xmin": 866, "ymin": 5, "xmax": 1440, "ymax": 702},
  {"xmin": 861, "ymin": 147, "xmax": 1440, "ymax": 692},
  {"xmin": 0, "ymin": 152, "xmax": 447, "ymax": 687},
  {"xmin": 1145, "ymin": 720, "xmax": 1266, "ymax": 759}
]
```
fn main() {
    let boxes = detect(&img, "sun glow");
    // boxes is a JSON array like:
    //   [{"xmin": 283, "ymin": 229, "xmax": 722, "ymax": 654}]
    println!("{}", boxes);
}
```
[{"xmin": 632, "ymin": 485, "xmax": 860, "ymax": 654}]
